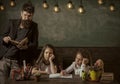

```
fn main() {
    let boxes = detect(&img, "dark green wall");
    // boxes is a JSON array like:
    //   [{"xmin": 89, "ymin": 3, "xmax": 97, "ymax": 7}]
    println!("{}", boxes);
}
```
[{"xmin": 0, "ymin": 0, "xmax": 120, "ymax": 47}]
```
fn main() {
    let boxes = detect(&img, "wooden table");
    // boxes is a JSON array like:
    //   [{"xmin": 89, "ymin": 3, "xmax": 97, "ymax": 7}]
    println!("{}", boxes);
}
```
[{"xmin": 7, "ymin": 75, "xmax": 118, "ymax": 84}]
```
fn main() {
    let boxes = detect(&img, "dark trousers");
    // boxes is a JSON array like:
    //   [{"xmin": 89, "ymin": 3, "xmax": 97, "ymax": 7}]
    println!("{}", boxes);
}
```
[{"xmin": 0, "ymin": 57, "xmax": 20, "ymax": 84}]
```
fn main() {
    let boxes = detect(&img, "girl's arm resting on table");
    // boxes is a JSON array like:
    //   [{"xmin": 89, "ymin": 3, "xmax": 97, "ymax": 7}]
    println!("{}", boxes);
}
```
[
  {"xmin": 50, "ymin": 61, "xmax": 57, "ymax": 74},
  {"xmin": 32, "ymin": 67, "xmax": 48, "ymax": 75},
  {"xmin": 65, "ymin": 62, "xmax": 75, "ymax": 74}
]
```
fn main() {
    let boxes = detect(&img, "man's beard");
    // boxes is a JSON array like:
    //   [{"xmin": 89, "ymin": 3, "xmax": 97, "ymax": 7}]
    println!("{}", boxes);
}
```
[{"xmin": 21, "ymin": 20, "xmax": 32, "ymax": 28}]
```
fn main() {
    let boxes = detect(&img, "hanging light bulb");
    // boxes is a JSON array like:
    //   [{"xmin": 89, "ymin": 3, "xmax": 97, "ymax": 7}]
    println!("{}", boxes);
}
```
[
  {"xmin": 0, "ymin": 2, "xmax": 5, "ymax": 11},
  {"xmin": 53, "ymin": 0, "xmax": 60, "ymax": 13},
  {"xmin": 10, "ymin": 0, "xmax": 16, "ymax": 7},
  {"xmin": 78, "ymin": 5, "xmax": 85, "ymax": 14},
  {"xmin": 98, "ymin": 0, "xmax": 104, "ymax": 5},
  {"xmin": 42, "ymin": 0, "xmax": 49, "ymax": 9},
  {"xmin": 109, "ymin": 4, "xmax": 115, "ymax": 12},
  {"xmin": 78, "ymin": 0, "xmax": 85, "ymax": 14},
  {"xmin": 53, "ymin": 4, "xmax": 60, "ymax": 13},
  {"xmin": 67, "ymin": 0, "xmax": 74, "ymax": 9}
]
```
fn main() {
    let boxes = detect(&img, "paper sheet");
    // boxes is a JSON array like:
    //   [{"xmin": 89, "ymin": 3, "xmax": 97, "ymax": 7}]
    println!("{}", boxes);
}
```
[{"xmin": 49, "ymin": 73, "xmax": 72, "ymax": 78}]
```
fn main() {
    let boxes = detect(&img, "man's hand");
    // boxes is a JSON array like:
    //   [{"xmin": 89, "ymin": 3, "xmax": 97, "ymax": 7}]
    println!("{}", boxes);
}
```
[
  {"xmin": 19, "ymin": 37, "xmax": 28, "ymax": 46},
  {"xmin": 3, "ymin": 36, "xmax": 11, "ymax": 43},
  {"xmin": 16, "ymin": 37, "xmax": 28, "ymax": 50},
  {"xmin": 17, "ymin": 43, "xmax": 28, "ymax": 50},
  {"xmin": 9, "ymin": 39, "xmax": 19, "ymax": 45}
]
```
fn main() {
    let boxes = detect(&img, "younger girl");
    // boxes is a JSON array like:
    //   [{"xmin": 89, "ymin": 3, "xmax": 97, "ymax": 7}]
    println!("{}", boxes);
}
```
[
  {"xmin": 32, "ymin": 44, "xmax": 58, "ymax": 76},
  {"xmin": 60, "ymin": 50, "xmax": 90, "ymax": 77}
]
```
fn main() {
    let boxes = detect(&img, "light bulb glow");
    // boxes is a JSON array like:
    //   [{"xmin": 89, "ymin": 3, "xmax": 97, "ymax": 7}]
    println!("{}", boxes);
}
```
[
  {"xmin": 78, "ymin": 6, "xmax": 85, "ymax": 14},
  {"xmin": 98, "ymin": 0, "xmax": 103, "ymax": 5},
  {"xmin": 110, "ymin": 4, "xmax": 115, "ymax": 12},
  {"xmin": 67, "ymin": 1, "xmax": 73, "ymax": 9},
  {"xmin": 53, "ymin": 5, "xmax": 60, "ymax": 13},
  {"xmin": 10, "ymin": 0, "xmax": 16, "ymax": 7},
  {"xmin": 42, "ymin": 1, "xmax": 49, "ymax": 9},
  {"xmin": 0, "ymin": 4, "xmax": 5, "ymax": 11}
]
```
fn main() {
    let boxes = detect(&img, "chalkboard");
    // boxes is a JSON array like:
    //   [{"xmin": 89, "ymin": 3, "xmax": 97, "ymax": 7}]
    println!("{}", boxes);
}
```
[{"xmin": 0, "ymin": 0, "xmax": 120, "ymax": 47}]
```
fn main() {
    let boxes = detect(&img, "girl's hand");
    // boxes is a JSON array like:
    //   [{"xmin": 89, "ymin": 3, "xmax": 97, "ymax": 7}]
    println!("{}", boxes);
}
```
[
  {"xmin": 60, "ymin": 70, "xmax": 66, "ymax": 76},
  {"xmin": 49, "ymin": 54, "xmax": 55, "ymax": 62},
  {"xmin": 82, "ymin": 58, "xmax": 89, "ymax": 65}
]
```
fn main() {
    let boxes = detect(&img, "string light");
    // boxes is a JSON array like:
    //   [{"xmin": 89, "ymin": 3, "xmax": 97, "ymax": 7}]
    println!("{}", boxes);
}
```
[
  {"xmin": 109, "ymin": 0, "xmax": 115, "ymax": 12},
  {"xmin": 53, "ymin": 4, "xmax": 60, "ymax": 13},
  {"xmin": 53, "ymin": 0, "xmax": 60, "ymax": 13},
  {"xmin": 78, "ymin": 0, "xmax": 85, "ymax": 14},
  {"xmin": 78, "ymin": 6, "xmax": 85, "ymax": 14},
  {"xmin": 0, "ymin": 1, "xmax": 5, "ymax": 11},
  {"xmin": 67, "ymin": 0, "xmax": 74, "ymax": 9},
  {"xmin": 109, "ymin": 3, "xmax": 115, "ymax": 12},
  {"xmin": 0, "ymin": 0, "xmax": 118, "ymax": 13},
  {"xmin": 98, "ymin": 0, "xmax": 104, "ymax": 5},
  {"xmin": 10, "ymin": 0, "xmax": 16, "ymax": 7},
  {"xmin": 42, "ymin": 0, "xmax": 49, "ymax": 9}
]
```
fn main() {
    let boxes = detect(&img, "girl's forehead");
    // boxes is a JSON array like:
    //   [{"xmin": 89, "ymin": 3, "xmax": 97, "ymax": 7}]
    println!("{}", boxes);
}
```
[
  {"xmin": 45, "ymin": 47, "xmax": 53, "ymax": 52},
  {"xmin": 76, "ymin": 53, "xmax": 83, "ymax": 58}
]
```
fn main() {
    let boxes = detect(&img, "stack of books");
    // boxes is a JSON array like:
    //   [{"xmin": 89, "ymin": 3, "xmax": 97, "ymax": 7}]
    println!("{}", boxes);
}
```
[{"xmin": 100, "ymin": 72, "xmax": 114, "ymax": 82}]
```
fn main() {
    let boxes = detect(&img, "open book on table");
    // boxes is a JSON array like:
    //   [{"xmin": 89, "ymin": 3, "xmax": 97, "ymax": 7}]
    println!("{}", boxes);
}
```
[{"xmin": 49, "ymin": 73, "xmax": 72, "ymax": 78}]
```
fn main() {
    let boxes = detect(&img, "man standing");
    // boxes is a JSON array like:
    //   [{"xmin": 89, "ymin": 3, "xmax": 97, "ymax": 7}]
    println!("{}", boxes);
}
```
[{"xmin": 0, "ymin": 2, "xmax": 38, "ymax": 82}]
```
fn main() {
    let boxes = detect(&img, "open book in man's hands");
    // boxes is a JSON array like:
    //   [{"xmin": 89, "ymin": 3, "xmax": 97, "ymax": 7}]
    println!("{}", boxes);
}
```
[{"xmin": 49, "ymin": 73, "xmax": 72, "ymax": 78}]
